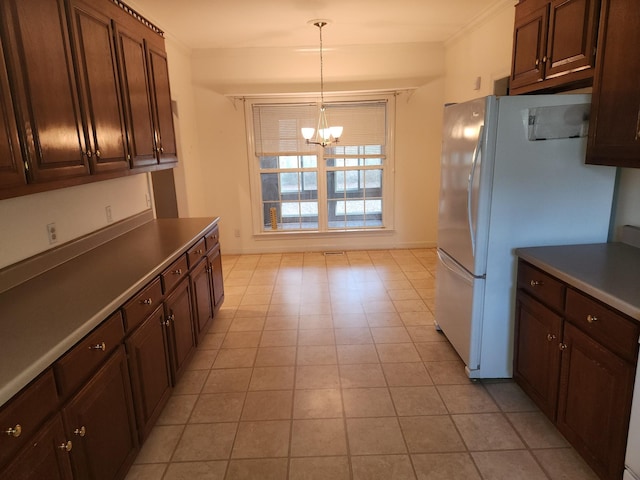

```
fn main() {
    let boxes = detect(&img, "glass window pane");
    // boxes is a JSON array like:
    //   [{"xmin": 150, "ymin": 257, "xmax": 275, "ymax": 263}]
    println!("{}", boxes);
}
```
[
  {"xmin": 301, "ymin": 155, "xmax": 317, "ymax": 168},
  {"xmin": 278, "ymin": 156, "xmax": 299, "ymax": 169},
  {"xmin": 261, "ymin": 173, "xmax": 280, "ymax": 201},
  {"xmin": 279, "ymin": 172, "xmax": 299, "ymax": 193},
  {"xmin": 260, "ymin": 156, "xmax": 278, "ymax": 169},
  {"xmin": 364, "ymin": 169, "xmax": 382, "ymax": 189},
  {"xmin": 302, "ymin": 172, "xmax": 317, "ymax": 193}
]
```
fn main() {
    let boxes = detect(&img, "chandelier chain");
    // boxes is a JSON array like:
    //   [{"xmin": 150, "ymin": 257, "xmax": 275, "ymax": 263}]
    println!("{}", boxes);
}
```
[{"xmin": 319, "ymin": 22, "xmax": 324, "ymax": 106}]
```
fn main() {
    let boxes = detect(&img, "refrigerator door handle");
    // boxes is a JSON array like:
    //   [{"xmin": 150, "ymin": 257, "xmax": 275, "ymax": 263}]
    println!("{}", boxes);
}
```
[
  {"xmin": 467, "ymin": 125, "xmax": 484, "ymax": 257},
  {"xmin": 437, "ymin": 249, "xmax": 475, "ymax": 283}
]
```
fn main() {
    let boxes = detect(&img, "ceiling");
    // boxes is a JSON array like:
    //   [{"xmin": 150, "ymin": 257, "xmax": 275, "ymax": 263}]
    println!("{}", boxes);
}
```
[{"xmin": 126, "ymin": 0, "xmax": 506, "ymax": 50}]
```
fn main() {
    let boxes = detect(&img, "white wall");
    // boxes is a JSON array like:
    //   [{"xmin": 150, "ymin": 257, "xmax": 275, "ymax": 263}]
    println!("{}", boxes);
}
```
[
  {"xmin": 178, "ymin": 43, "xmax": 447, "ymax": 254},
  {"xmin": 444, "ymin": 0, "xmax": 516, "ymax": 103},
  {"xmin": 0, "ymin": 175, "xmax": 151, "ymax": 269},
  {"xmin": 611, "ymin": 169, "xmax": 640, "ymax": 240}
]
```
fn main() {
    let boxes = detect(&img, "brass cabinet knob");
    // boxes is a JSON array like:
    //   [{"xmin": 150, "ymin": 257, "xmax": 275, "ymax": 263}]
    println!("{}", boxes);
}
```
[
  {"xmin": 546, "ymin": 333, "xmax": 556, "ymax": 342},
  {"xmin": 535, "ymin": 58, "xmax": 540, "ymax": 66},
  {"xmin": 86, "ymin": 150, "xmax": 92, "ymax": 158},
  {"xmin": 140, "ymin": 298, "xmax": 153, "ymax": 305},
  {"xmin": 89, "ymin": 342, "xmax": 106, "ymax": 351},
  {"xmin": 160, "ymin": 147, "xmax": 164, "ymax": 153},
  {"xmin": 5, "ymin": 424, "xmax": 21, "ymax": 437},
  {"xmin": 530, "ymin": 280, "xmax": 543, "ymax": 287},
  {"xmin": 74, "ymin": 426, "xmax": 86, "ymax": 437},
  {"xmin": 587, "ymin": 314, "xmax": 598, "ymax": 323},
  {"xmin": 559, "ymin": 343, "xmax": 568, "ymax": 351},
  {"xmin": 95, "ymin": 150, "xmax": 101, "ymax": 158},
  {"xmin": 172, "ymin": 269, "xmax": 182, "ymax": 275},
  {"xmin": 58, "ymin": 441, "xmax": 73, "ymax": 452}
]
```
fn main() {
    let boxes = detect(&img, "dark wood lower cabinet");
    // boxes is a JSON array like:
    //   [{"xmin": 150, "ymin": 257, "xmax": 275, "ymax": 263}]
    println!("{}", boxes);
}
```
[
  {"xmin": 513, "ymin": 291, "xmax": 562, "ymax": 420},
  {"xmin": 209, "ymin": 244, "xmax": 224, "ymax": 310},
  {"xmin": 125, "ymin": 306, "xmax": 172, "ymax": 442},
  {"xmin": 1, "ymin": 414, "xmax": 73, "ymax": 480},
  {"xmin": 557, "ymin": 323, "xmax": 635, "ymax": 480},
  {"xmin": 191, "ymin": 257, "xmax": 214, "ymax": 341},
  {"xmin": 515, "ymin": 260, "xmax": 639, "ymax": 480},
  {"xmin": 62, "ymin": 346, "xmax": 138, "ymax": 480},
  {"xmin": 165, "ymin": 278, "xmax": 196, "ymax": 382}
]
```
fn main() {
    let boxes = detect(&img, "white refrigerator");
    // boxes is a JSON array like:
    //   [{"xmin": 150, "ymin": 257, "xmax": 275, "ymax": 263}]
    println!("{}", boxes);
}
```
[{"xmin": 435, "ymin": 94, "xmax": 617, "ymax": 379}]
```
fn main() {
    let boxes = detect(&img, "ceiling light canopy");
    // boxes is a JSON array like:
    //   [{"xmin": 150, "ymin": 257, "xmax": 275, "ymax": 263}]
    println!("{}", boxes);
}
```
[{"xmin": 301, "ymin": 20, "xmax": 343, "ymax": 148}]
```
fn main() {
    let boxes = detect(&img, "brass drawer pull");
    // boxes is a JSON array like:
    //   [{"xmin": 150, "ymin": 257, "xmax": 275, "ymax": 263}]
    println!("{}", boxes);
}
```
[
  {"xmin": 58, "ymin": 441, "xmax": 73, "ymax": 452},
  {"xmin": 74, "ymin": 426, "xmax": 86, "ymax": 437},
  {"xmin": 140, "ymin": 298, "xmax": 153, "ymax": 305},
  {"xmin": 587, "ymin": 314, "xmax": 598, "ymax": 323},
  {"xmin": 89, "ymin": 342, "xmax": 106, "ymax": 351},
  {"xmin": 547, "ymin": 333, "xmax": 556, "ymax": 342},
  {"xmin": 5, "ymin": 424, "xmax": 22, "ymax": 437},
  {"xmin": 195, "ymin": 249, "xmax": 204, "ymax": 255},
  {"xmin": 530, "ymin": 280, "xmax": 543, "ymax": 287},
  {"xmin": 559, "ymin": 343, "xmax": 567, "ymax": 351},
  {"xmin": 172, "ymin": 269, "xmax": 182, "ymax": 275}
]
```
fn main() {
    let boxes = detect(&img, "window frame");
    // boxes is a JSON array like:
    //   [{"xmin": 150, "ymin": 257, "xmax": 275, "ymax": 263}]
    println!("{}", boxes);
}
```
[{"xmin": 244, "ymin": 93, "xmax": 396, "ymax": 237}]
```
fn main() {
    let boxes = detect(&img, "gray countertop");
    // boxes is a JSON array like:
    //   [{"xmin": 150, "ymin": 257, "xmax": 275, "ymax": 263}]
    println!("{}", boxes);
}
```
[
  {"xmin": 516, "ymin": 242, "xmax": 640, "ymax": 321},
  {"xmin": 0, "ymin": 217, "xmax": 218, "ymax": 406}
]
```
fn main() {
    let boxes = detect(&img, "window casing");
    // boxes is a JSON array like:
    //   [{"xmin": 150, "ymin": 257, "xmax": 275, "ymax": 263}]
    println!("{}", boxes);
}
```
[{"xmin": 246, "ymin": 95, "xmax": 395, "ymax": 235}]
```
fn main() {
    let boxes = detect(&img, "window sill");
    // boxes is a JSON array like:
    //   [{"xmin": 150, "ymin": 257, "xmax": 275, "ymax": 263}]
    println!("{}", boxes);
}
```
[{"xmin": 252, "ymin": 228, "xmax": 395, "ymax": 240}]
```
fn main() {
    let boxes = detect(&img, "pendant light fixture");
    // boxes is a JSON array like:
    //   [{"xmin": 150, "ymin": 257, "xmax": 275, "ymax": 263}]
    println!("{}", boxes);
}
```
[{"xmin": 301, "ymin": 20, "xmax": 343, "ymax": 147}]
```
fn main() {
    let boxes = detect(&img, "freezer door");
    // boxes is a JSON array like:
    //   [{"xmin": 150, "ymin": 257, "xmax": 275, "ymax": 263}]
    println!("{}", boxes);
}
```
[
  {"xmin": 435, "ymin": 249, "xmax": 484, "ymax": 372},
  {"xmin": 437, "ymin": 97, "xmax": 488, "ymax": 276}
]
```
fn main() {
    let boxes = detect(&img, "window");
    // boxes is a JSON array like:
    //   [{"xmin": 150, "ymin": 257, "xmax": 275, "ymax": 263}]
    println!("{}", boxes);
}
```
[{"xmin": 246, "ymin": 96, "xmax": 394, "ymax": 234}]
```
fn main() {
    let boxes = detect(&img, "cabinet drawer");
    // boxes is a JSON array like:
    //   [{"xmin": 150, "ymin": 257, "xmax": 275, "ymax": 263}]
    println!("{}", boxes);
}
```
[
  {"xmin": 122, "ymin": 278, "xmax": 162, "ymax": 332},
  {"xmin": 517, "ymin": 261, "xmax": 565, "ymax": 311},
  {"xmin": 186, "ymin": 239, "xmax": 206, "ymax": 268},
  {"xmin": 161, "ymin": 254, "xmax": 188, "ymax": 294},
  {"xmin": 565, "ymin": 288, "xmax": 640, "ymax": 363},
  {"xmin": 54, "ymin": 311, "xmax": 125, "ymax": 399},
  {"xmin": 0, "ymin": 370, "xmax": 58, "ymax": 469},
  {"xmin": 204, "ymin": 226, "xmax": 219, "ymax": 251}
]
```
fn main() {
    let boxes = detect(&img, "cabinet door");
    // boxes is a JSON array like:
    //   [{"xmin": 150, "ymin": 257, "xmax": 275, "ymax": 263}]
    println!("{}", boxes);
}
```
[
  {"xmin": 125, "ymin": 306, "xmax": 172, "ymax": 442},
  {"xmin": 0, "ymin": 415, "xmax": 73, "ymax": 480},
  {"xmin": 513, "ymin": 291, "xmax": 562, "ymax": 421},
  {"xmin": 0, "ymin": 0, "xmax": 89, "ymax": 182},
  {"xmin": 114, "ymin": 22, "xmax": 157, "ymax": 168},
  {"xmin": 165, "ymin": 278, "xmax": 195, "ymax": 382},
  {"xmin": 62, "ymin": 346, "xmax": 138, "ymax": 480},
  {"xmin": 557, "ymin": 322, "xmax": 635, "ymax": 480},
  {"xmin": 147, "ymin": 47, "xmax": 177, "ymax": 165},
  {"xmin": 545, "ymin": 0, "xmax": 599, "ymax": 79},
  {"xmin": 191, "ymin": 257, "xmax": 214, "ymax": 341},
  {"xmin": 209, "ymin": 244, "xmax": 225, "ymax": 310},
  {"xmin": 0, "ymin": 33, "xmax": 26, "ymax": 189},
  {"xmin": 69, "ymin": 0, "xmax": 129, "ymax": 174},
  {"xmin": 586, "ymin": 0, "xmax": 640, "ymax": 167},
  {"xmin": 510, "ymin": 2, "xmax": 548, "ymax": 90}
]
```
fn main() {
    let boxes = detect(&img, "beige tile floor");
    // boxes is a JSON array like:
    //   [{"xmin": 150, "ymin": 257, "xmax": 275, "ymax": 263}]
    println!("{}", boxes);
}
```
[{"xmin": 125, "ymin": 249, "xmax": 599, "ymax": 480}]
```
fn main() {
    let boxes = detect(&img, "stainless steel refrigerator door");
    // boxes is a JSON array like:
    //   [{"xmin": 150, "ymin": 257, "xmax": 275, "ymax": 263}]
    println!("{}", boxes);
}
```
[
  {"xmin": 435, "ymin": 249, "xmax": 484, "ymax": 372},
  {"xmin": 437, "ymin": 97, "xmax": 487, "ymax": 276}
]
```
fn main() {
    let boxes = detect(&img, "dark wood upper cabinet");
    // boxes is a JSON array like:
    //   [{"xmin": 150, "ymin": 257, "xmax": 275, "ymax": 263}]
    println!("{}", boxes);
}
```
[
  {"xmin": 147, "ymin": 48, "xmax": 177, "ymax": 165},
  {"xmin": 586, "ymin": 0, "xmax": 640, "ymax": 167},
  {"xmin": 510, "ymin": 2, "xmax": 548, "ymax": 91},
  {"xmin": 69, "ymin": 0, "xmax": 129, "ymax": 174},
  {"xmin": 0, "ymin": 0, "xmax": 179, "ymax": 199},
  {"xmin": 0, "ymin": 33, "xmax": 26, "ymax": 189},
  {"xmin": 1, "ymin": 0, "xmax": 89, "ymax": 182},
  {"xmin": 114, "ymin": 22, "xmax": 157, "ymax": 168},
  {"xmin": 510, "ymin": 0, "xmax": 600, "ymax": 94}
]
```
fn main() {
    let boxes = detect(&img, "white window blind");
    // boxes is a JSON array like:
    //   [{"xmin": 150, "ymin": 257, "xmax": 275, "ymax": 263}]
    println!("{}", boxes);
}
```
[{"xmin": 252, "ymin": 101, "xmax": 387, "ymax": 155}]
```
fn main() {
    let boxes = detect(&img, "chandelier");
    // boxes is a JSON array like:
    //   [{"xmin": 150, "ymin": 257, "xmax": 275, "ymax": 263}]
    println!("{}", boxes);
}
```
[{"xmin": 301, "ymin": 20, "xmax": 343, "ymax": 148}]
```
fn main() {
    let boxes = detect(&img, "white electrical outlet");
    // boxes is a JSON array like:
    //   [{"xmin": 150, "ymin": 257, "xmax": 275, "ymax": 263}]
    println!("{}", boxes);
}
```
[
  {"xmin": 145, "ymin": 193, "xmax": 151, "ymax": 207},
  {"xmin": 47, "ymin": 223, "xmax": 58, "ymax": 244},
  {"xmin": 105, "ymin": 205, "xmax": 113, "ymax": 223}
]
